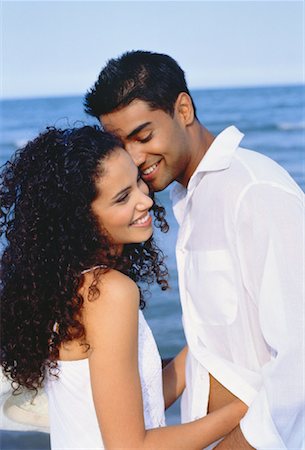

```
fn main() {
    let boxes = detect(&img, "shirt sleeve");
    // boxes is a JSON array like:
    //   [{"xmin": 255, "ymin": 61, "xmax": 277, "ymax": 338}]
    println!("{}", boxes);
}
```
[{"xmin": 234, "ymin": 182, "xmax": 305, "ymax": 450}]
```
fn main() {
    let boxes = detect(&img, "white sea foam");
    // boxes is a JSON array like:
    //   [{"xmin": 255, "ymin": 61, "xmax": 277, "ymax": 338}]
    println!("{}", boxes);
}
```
[
  {"xmin": 14, "ymin": 139, "xmax": 28, "ymax": 148},
  {"xmin": 277, "ymin": 121, "xmax": 305, "ymax": 131}
]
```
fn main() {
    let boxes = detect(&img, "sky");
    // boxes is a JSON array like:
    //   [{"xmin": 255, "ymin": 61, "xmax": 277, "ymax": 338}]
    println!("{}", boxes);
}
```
[{"xmin": 1, "ymin": 0, "xmax": 304, "ymax": 99}]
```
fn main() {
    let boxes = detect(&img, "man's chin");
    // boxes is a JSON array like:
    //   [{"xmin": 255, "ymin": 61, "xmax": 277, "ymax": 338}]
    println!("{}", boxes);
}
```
[{"xmin": 148, "ymin": 179, "xmax": 172, "ymax": 192}]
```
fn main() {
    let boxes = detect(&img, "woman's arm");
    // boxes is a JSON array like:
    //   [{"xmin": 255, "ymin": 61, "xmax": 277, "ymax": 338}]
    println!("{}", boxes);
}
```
[
  {"xmin": 162, "ymin": 345, "xmax": 188, "ymax": 409},
  {"xmin": 82, "ymin": 270, "xmax": 247, "ymax": 450}
]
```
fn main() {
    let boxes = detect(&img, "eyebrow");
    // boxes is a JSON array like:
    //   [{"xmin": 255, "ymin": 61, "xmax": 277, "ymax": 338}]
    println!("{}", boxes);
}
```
[{"xmin": 126, "ymin": 122, "xmax": 152, "ymax": 140}]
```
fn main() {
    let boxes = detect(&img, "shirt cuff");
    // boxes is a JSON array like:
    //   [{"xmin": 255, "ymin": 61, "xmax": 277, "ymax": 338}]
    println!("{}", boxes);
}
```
[{"xmin": 240, "ymin": 388, "xmax": 286, "ymax": 449}]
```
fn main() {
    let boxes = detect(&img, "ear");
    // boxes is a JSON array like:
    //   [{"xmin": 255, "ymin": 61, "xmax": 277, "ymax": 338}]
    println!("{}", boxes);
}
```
[{"xmin": 175, "ymin": 92, "xmax": 195, "ymax": 126}]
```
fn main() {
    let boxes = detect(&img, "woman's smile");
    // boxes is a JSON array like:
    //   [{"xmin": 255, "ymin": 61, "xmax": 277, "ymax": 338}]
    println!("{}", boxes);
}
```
[{"xmin": 130, "ymin": 211, "xmax": 152, "ymax": 227}]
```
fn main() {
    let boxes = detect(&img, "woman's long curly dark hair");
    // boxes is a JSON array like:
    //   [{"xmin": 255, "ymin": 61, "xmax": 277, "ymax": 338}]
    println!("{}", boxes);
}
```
[{"xmin": 0, "ymin": 125, "xmax": 168, "ymax": 392}]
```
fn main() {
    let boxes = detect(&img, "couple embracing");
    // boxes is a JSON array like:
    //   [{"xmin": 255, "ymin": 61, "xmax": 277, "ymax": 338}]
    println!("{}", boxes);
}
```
[{"xmin": 1, "ymin": 51, "xmax": 304, "ymax": 449}]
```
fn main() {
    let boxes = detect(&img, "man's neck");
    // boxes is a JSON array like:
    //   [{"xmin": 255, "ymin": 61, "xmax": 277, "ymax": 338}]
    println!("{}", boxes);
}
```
[{"xmin": 180, "ymin": 122, "xmax": 215, "ymax": 188}]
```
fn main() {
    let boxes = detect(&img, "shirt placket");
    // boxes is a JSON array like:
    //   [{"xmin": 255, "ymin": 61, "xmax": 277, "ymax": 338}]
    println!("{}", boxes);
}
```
[{"xmin": 175, "ymin": 186, "xmax": 199, "ymax": 343}]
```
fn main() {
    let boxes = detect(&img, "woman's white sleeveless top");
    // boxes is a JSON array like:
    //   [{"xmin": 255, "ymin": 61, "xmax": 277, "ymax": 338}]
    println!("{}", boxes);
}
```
[{"xmin": 45, "ymin": 310, "xmax": 166, "ymax": 449}]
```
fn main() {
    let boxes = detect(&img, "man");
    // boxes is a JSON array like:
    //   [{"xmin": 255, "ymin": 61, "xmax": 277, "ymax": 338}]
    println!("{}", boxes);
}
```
[{"xmin": 84, "ymin": 51, "xmax": 304, "ymax": 449}]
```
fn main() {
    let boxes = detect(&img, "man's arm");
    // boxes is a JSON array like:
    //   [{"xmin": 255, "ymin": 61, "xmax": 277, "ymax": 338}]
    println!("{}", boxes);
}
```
[{"xmin": 231, "ymin": 183, "xmax": 305, "ymax": 449}]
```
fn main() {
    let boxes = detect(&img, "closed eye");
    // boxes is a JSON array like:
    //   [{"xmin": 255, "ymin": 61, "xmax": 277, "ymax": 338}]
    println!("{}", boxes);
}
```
[
  {"xmin": 116, "ymin": 190, "xmax": 130, "ymax": 203},
  {"xmin": 115, "ymin": 172, "xmax": 144, "ymax": 204},
  {"xmin": 136, "ymin": 132, "xmax": 153, "ymax": 144}
]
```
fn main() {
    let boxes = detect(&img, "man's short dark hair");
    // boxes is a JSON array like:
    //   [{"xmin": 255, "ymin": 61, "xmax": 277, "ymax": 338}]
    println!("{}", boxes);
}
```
[{"xmin": 84, "ymin": 50, "xmax": 197, "ymax": 118}]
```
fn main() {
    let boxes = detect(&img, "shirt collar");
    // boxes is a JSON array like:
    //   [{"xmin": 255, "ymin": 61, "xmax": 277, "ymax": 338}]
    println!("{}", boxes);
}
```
[
  {"xmin": 187, "ymin": 125, "xmax": 244, "ymax": 192},
  {"xmin": 194, "ymin": 125, "xmax": 244, "ymax": 174},
  {"xmin": 170, "ymin": 126, "xmax": 244, "ymax": 219}
]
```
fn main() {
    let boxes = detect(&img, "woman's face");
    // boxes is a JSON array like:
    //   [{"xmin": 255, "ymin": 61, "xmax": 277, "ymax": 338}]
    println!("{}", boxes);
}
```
[{"xmin": 91, "ymin": 148, "xmax": 154, "ymax": 247}]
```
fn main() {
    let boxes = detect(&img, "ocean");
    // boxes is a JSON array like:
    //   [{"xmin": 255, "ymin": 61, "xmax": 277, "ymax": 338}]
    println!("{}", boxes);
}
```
[{"xmin": 0, "ymin": 85, "xmax": 304, "ymax": 449}]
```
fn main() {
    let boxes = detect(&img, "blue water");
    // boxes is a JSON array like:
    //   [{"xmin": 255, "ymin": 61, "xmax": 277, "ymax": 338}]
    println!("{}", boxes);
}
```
[{"xmin": 0, "ymin": 85, "xmax": 304, "ymax": 448}]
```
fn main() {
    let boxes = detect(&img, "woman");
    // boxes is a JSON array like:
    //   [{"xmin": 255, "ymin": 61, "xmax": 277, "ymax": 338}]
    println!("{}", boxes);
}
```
[{"xmin": 0, "ymin": 126, "xmax": 247, "ymax": 449}]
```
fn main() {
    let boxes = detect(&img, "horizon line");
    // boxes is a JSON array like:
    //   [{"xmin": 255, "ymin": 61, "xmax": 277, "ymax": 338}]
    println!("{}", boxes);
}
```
[{"xmin": 1, "ymin": 81, "xmax": 304, "ymax": 102}]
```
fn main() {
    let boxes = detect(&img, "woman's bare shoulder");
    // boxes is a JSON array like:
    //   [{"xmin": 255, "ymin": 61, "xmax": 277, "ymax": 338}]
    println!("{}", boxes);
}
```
[
  {"xmin": 80, "ymin": 269, "xmax": 140, "ymax": 351},
  {"xmin": 81, "ymin": 268, "xmax": 140, "ymax": 311}
]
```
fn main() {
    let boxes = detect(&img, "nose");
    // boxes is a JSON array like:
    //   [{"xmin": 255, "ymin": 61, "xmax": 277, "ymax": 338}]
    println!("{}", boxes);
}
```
[
  {"xmin": 125, "ymin": 142, "xmax": 146, "ymax": 167},
  {"xmin": 137, "ymin": 184, "xmax": 153, "ymax": 211}
]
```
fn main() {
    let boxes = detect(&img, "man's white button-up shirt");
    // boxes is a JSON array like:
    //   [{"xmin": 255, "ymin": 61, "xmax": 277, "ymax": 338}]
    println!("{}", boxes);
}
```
[{"xmin": 171, "ymin": 126, "xmax": 304, "ymax": 449}]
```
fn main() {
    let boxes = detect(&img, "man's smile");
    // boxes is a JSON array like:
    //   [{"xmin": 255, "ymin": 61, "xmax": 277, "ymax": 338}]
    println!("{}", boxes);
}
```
[
  {"xmin": 142, "ymin": 163, "xmax": 159, "ymax": 175},
  {"xmin": 141, "ymin": 161, "xmax": 161, "ymax": 181}
]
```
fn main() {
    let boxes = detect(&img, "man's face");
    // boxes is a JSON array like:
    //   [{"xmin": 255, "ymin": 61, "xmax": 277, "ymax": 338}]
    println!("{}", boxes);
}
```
[{"xmin": 100, "ymin": 100, "xmax": 191, "ymax": 191}]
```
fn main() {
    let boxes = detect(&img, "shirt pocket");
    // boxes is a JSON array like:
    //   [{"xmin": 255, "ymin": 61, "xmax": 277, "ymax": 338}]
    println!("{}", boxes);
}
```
[{"xmin": 185, "ymin": 249, "xmax": 238, "ymax": 325}]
